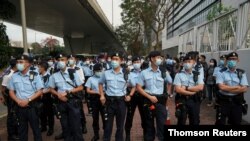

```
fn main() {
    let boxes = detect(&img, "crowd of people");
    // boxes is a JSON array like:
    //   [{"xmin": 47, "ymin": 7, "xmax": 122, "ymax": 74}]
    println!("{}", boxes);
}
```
[{"xmin": 0, "ymin": 50, "xmax": 248, "ymax": 141}]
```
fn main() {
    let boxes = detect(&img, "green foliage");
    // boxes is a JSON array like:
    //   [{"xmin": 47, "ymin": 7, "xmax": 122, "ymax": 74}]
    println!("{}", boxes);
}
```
[
  {"xmin": 207, "ymin": 3, "xmax": 233, "ymax": 21},
  {"xmin": 0, "ymin": 23, "xmax": 12, "ymax": 68}
]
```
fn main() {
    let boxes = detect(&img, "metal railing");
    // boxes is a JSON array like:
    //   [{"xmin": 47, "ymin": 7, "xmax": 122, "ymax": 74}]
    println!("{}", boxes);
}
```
[{"xmin": 178, "ymin": 0, "xmax": 250, "ymax": 53}]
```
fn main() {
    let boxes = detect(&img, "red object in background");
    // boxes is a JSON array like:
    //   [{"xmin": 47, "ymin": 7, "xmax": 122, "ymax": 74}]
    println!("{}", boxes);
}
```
[{"xmin": 149, "ymin": 105, "xmax": 155, "ymax": 110}]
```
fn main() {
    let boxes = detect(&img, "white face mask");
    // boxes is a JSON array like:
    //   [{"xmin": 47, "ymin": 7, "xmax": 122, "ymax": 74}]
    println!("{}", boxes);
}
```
[
  {"xmin": 48, "ymin": 61, "xmax": 53, "ymax": 67},
  {"xmin": 68, "ymin": 59, "xmax": 75, "ymax": 65}
]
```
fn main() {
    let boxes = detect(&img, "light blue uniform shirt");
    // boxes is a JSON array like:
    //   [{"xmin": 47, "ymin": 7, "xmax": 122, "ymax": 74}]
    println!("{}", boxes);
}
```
[
  {"xmin": 8, "ymin": 70, "xmax": 44, "ymax": 100},
  {"xmin": 174, "ymin": 70, "xmax": 204, "ymax": 87},
  {"xmin": 48, "ymin": 68, "xmax": 84, "ymax": 93},
  {"xmin": 85, "ymin": 75, "xmax": 102, "ymax": 93},
  {"xmin": 137, "ymin": 67, "xmax": 172, "ymax": 95},
  {"xmin": 216, "ymin": 68, "xmax": 249, "ymax": 96},
  {"xmin": 82, "ymin": 65, "xmax": 93, "ymax": 77},
  {"xmin": 99, "ymin": 69, "xmax": 127, "ymax": 96},
  {"xmin": 213, "ymin": 66, "xmax": 224, "ymax": 77},
  {"xmin": 128, "ymin": 70, "xmax": 141, "ymax": 88},
  {"xmin": 193, "ymin": 63, "xmax": 204, "ymax": 80}
]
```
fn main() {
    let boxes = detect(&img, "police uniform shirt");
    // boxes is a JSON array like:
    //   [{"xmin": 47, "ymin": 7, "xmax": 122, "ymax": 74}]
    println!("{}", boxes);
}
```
[
  {"xmin": 137, "ymin": 67, "xmax": 172, "ymax": 95},
  {"xmin": 8, "ymin": 70, "xmax": 44, "ymax": 100},
  {"xmin": 213, "ymin": 66, "xmax": 224, "ymax": 77},
  {"xmin": 71, "ymin": 65, "xmax": 85, "ymax": 83},
  {"xmin": 82, "ymin": 65, "xmax": 93, "ymax": 77},
  {"xmin": 99, "ymin": 69, "xmax": 127, "ymax": 96},
  {"xmin": 85, "ymin": 75, "xmax": 104, "ymax": 93},
  {"xmin": 192, "ymin": 63, "xmax": 204, "ymax": 80},
  {"xmin": 216, "ymin": 69, "xmax": 249, "ymax": 96},
  {"xmin": 41, "ymin": 72, "xmax": 50, "ymax": 89},
  {"xmin": 2, "ymin": 69, "xmax": 15, "ymax": 87},
  {"xmin": 48, "ymin": 68, "xmax": 84, "ymax": 93},
  {"xmin": 173, "ymin": 70, "xmax": 204, "ymax": 87},
  {"xmin": 128, "ymin": 70, "xmax": 141, "ymax": 88}
]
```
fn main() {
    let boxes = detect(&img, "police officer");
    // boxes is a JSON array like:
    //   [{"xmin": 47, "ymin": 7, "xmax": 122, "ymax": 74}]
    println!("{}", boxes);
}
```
[
  {"xmin": 46, "ymin": 56, "xmax": 56, "ymax": 75},
  {"xmin": 85, "ymin": 63, "xmax": 105, "ymax": 141},
  {"xmin": 38, "ymin": 62, "xmax": 54, "ymax": 136},
  {"xmin": 8, "ymin": 55, "xmax": 44, "ymax": 141},
  {"xmin": 1, "ymin": 59, "xmax": 19, "ymax": 141},
  {"xmin": 137, "ymin": 51, "xmax": 172, "ymax": 141},
  {"xmin": 173, "ymin": 54, "xmax": 204, "ymax": 125},
  {"xmin": 213, "ymin": 55, "xmax": 227, "ymax": 78},
  {"xmin": 124, "ymin": 56, "xmax": 145, "ymax": 141},
  {"xmin": 48, "ymin": 54, "xmax": 84, "ymax": 141},
  {"xmin": 99, "ymin": 52, "xmax": 130, "ymax": 141},
  {"xmin": 216, "ymin": 52, "xmax": 249, "ymax": 125},
  {"xmin": 67, "ymin": 54, "xmax": 87, "ymax": 133},
  {"xmin": 98, "ymin": 54, "xmax": 110, "ymax": 70}
]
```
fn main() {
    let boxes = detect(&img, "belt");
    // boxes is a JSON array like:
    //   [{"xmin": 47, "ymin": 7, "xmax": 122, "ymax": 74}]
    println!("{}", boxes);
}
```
[{"xmin": 106, "ymin": 95, "xmax": 125, "ymax": 101}]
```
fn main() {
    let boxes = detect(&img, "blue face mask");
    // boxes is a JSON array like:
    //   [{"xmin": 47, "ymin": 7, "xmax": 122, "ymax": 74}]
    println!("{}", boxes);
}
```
[
  {"xmin": 111, "ymin": 61, "xmax": 119, "ymax": 69},
  {"xmin": 17, "ymin": 63, "xmax": 25, "ymax": 71},
  {"xmin": 133, "ymin": 63, "xmax": 141, "ymax": 70},
  {"xmin": 57, "ymin": 61, "xmax": 66, "ymax": 70},
  {"xmin": 219, "ymin": 60, "xmax": 224, "ymax": 66},
  {"xmin": 227, "ymin": 60, "xmax": 237, "ymax": 69},
  {"xmin": 155, "ymin": 59, "xmax": 162, "ymax": 66},
  {"xmin": 183, "ymin": 63, "xmax": 193, "ymax": 70},
  {"xmin": 68, "ymin": 59, "xmax": 75, "ymax": 65}
]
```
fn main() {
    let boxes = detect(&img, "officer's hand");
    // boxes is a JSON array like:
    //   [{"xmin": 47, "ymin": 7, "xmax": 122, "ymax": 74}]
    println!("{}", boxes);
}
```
[
  {"xmin": 57, "ymin": 92, "xmax": 68, "ymax": 102},
  {"xmin": 149, "ymin": 95, "xmax": 158, "ymax": 104},
  {"xmin": 125, "ymin": 95, "xmax": 131, "ymax": 102},
  {"xmin": 43, "ymin": 88, "xmax": 50, "ymax": 94},
  {"xmin": 18, "ymin": 99, "xmax": 29, "ymax": 107},
  {"xmin": 100, "ymin": 96, "xmax": 106, "ymax": 105}
]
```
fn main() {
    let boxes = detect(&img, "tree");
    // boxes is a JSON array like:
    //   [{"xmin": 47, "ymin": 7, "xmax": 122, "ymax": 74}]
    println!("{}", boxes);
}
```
[
  {"xmin": 41, "ymin": 36, "xmax": 60, "ymax": 52},
  {"xmin": 0, "ymin": 0, "xmax": 16, "ymax": 69},
  {"xmin": 30, "ymin": 42, "xmax": 42, "ymax": 54}
]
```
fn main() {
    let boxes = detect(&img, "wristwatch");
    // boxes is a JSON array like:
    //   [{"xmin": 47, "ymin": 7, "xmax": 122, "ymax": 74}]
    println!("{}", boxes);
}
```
[{"xmin": 28, "ymin": 98, "xmax": 32, "ymax": 103}]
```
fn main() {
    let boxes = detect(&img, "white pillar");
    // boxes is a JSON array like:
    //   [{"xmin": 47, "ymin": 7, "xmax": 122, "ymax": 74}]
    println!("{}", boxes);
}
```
[{"xmin": 20, "ymin": 0, "xmax": 28, "ymax": 54}]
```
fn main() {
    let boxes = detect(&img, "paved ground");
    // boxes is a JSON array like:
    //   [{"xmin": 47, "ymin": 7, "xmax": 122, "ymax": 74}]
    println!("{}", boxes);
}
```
[{"xmin": 0, "ymin": 97, "xmax": 220, "ymax": 141}]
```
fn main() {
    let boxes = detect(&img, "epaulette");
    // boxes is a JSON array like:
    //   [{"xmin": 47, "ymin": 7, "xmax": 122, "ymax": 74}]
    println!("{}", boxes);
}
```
[
  {"xmin": 236, "ymin": 68, "xmax": 245, "ymax": 74},
  {"xmin": 220, "ymin": 67, "xmax": 227, "ymax": 73},
  {"xmin": 74, "ymin": 67, "xmax": 80, "ymax": 70}
]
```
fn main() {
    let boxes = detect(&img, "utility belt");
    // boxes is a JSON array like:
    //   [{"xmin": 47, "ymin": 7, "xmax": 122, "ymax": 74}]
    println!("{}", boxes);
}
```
[
  {"xmin": 145, "ymin": 94, "xmax": 166, "ymax": 105},
  {"xmin": 217, "ymin": 92, "xmax": 244, "ymax": 105},
  {"xmin": 106, "ymin": 95, "xmax": 125, "ymax": 103},
  {"xmin": 175, "ymin": 92, "xmax": 202, "ymax": 103}
]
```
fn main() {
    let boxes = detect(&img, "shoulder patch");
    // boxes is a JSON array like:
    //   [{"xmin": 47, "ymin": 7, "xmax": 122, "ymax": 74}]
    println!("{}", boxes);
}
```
[{"xmin": 220, "ymin": 67, "xmax": 227, "ymax": 73}]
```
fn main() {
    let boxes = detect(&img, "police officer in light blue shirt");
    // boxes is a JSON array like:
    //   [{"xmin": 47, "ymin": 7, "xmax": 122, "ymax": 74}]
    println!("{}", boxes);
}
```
[
  {"xmin": 174, "ymin": 54, "xmax": 204, "ymax": 125},
  {"xmin": 136, "ymin": 51, "xmax": 172, "ymax": 141},
  {"xmin": 213, "ymin": 55, "xmax": 227, "ymax": 78},
  {"xmin": 85, "ymin": 63, "xmax": 105, "ymax": 141},
  {"xmin": 48, "ymin": 53, "xmax": 84, "ymax": 141},
  {"xmin": 8, "ymin": 55, "xmax": 44, "ymax": 141},
  {"xmin": 216, "ymin": 52, "xmax": 249, "ymax": 125},
  {"xmin": 99, "ymin": 52, "xmax": 130, "ymax": 141}
]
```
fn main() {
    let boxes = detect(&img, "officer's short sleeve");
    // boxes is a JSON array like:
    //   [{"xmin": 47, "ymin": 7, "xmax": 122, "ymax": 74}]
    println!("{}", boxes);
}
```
[
  {"xmin": 198, "ymin": 73, "xmax": 204, "ymax": 85},
  {"xmin": 48, "ymin": 74, "xmax": 56, "ymax": 88},
  {"xmin": 173, "ymin": 73, "xmax": 181, "ymax": 86},
  {"xmin": 137, "ymin": 72, "xmax": 145, "ymax": 86},
  {"xmin": 199, "ymin": 67, "xmax": 204, "ymax": 80},
  {"xmin": 85, "ymin": 77, "xmax": 92, "ymax": 88},
  {"xmin": 216, "ymin": 72, "xmax": 224, "ymax": 84},
  {"xmin": 165, "ymin": 72, "xmax": 172, "ymax": 84},
  {"xmin": 213, "ymin": 67, "xmax": 219, "ymax": 77},
  {"xmin": 74, "ymin": 73, "xmax": 84, "ymax": 86},
  {"xmin": 2, "ymin": 74, "xmax": 10, "ymax": 87},
  {"xmin": 240, "ymin": 73, "xmax": 249, "ymax": 86},
  {"xmin": 35, "ymin": 75, "xmax": 44, "ymax": 90},
  {"xmin": 7, "ymin": 76, "xmax": 15, "ymax": 90},
  {"xmin": 99, "ymin": 72, "xmax": 106, "ymax": 84}
]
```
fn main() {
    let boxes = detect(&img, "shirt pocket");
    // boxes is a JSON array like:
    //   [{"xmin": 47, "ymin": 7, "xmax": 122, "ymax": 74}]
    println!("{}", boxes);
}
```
[
  {"xmin": 156, "ymin": 77, "xmax": 164, "ymax": 88},
  {"xmin": 13, "ymin": 79, "xmax": 23, "ymax": 90},
  {"xmin": 55, "ymin": 79, "xmax": 65, "ymax": 89},
  {"xmin": 144, "ymin": 76, "xmax": 153, "ymax": 88},
  {"xmin": 23, "ymin": 80, "xmax": 34, "ymax": 91},
  {"xmin": 106, "ymin": 77, "xmax": 115, "ymax": 87},
  {"xmin": 117, "ymin": 77, "xmax": 126, "ymax": 89}
]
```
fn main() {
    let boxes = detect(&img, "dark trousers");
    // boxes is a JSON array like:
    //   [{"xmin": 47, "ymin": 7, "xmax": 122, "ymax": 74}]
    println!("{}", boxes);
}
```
[
  {"xmin": 177, "ymin": 98, "xmax": 201, "ymax": 125},
  {"xmin": 143, "ymin": 99, "xmax": 167, "ymax": 141},
  {"xmin": 215, "ymin": 100, "xmax": 242, "ymax": 125},
  {"xmin": 58, "ymin": 101, "xmax": 84, "ymax": 141},
  {"xmin": 125, "ymin": 94, "xmax": 145, "ymax": 131},
  {"xmin": 104, "ymin": 97, "xmax": 126, "ymax": 141},
  {"xmin": 40, "ymin": 95, "xmax": 54, "ymax": 130},
  {"xmin": 17, "ymin": 107, "xmax": 42, "ymax": 141},
  {"xmin": 6, "ymin": 98, "xmax": 18, "ymax": 137},
  {"xmin": 207, "ymin": 84, "xmax": 215, "ymax": 102},
  {"xmin": 90, "ymin": 95, "xmax": 105, "ymax": 134}
]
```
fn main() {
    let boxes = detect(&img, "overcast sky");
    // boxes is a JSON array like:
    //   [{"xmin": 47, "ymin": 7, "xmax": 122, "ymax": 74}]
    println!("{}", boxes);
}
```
[{"xmin": 4, "ymin": 0, "xmax": 123, "ymax": 45}]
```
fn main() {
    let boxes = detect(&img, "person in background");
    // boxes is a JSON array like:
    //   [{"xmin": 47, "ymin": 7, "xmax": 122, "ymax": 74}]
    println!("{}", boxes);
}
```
[{"xmin": 206, "ymin": 59, "xmax": 217, "ymax": 106}]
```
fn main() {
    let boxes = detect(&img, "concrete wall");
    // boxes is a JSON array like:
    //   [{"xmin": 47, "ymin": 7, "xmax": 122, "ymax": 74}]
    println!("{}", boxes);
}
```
[
  {"xmin": 202, "ymin": 49, "xmax": 250, "ymax": 123},
  {"xmin": 222, "ymin": 0, "xmax": 246, "ymax": 8}
]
